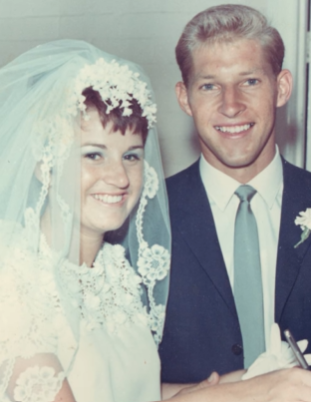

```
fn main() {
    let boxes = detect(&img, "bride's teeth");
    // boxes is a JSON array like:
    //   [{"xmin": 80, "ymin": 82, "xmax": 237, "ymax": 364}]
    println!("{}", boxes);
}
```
[
  {"xmin": 94, "ymin": 194, "xmax": 123, "ymax": 204},
  {"xmin": 216, "ymin": 124, "xmax": 252, "ymax": 133}
]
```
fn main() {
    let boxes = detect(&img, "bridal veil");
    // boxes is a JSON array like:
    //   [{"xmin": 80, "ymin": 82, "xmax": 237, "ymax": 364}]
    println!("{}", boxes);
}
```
[{"xmin": 0, "ymin": 40, "xmax": 170, "ymax": 400}]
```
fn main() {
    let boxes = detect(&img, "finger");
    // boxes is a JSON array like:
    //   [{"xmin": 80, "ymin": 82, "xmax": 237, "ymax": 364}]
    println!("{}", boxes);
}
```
[
  {"xmin": 207, "ymin": 372, "xmax": 220, "ymax": 385},
  {"xmin": 193, "ymin": 373, "xmax": 220, "ymax": 391}
]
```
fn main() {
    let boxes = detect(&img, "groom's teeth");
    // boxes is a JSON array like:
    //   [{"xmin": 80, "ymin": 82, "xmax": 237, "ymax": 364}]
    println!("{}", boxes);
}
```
[
  {"xmin": 94, "ymin": 194, "xmax": 123, "ymax": 204},
  {"xmin": 215, "ymin": 124, "xmax": 253, "ymax": 133}
]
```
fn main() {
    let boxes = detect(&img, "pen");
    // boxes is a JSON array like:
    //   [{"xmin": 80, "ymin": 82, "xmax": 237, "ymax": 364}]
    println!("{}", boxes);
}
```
[{"xmin": 284, "ymin": 329, "xmax": 310, "ymax": 370}]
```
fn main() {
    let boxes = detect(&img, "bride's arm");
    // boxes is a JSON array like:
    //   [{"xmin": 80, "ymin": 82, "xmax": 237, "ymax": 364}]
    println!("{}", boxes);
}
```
[{"xmin": 5, "ymin": 353, "xmax": 76, "ymax": 402}]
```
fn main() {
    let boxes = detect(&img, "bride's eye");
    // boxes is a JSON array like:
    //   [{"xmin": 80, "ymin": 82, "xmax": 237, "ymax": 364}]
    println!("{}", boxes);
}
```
[
  {"xmin": 123, "ymin": 150, "xmax": 143, "ymax": 162},
  {"xmin": 81, "ymin": 146, "xmax": 104, "ymax": 161},
  {"xmin": 85, "ymin": 152, "xmax": 102, "ymax": 161},
  {"xmin": 124, "ymin": 153, "xmax": 139, "ymax": 161}
]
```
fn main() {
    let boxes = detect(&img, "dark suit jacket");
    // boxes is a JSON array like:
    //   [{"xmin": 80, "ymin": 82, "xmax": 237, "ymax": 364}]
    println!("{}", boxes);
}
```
[{"xmin": 159, "ymin": 158, "xmax": 311, "ymax": 383}]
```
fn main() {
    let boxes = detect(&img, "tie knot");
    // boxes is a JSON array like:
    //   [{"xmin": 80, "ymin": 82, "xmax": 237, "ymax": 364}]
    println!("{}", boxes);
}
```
[{"xmin": 235, "ymin": 184, "xmax": 257, "ymax": 202}]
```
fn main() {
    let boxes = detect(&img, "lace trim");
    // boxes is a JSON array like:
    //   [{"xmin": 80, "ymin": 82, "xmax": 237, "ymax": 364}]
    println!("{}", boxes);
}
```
[
  {"xmin": 136, "ymin": 161, "xmax": 170, "ymax": 344},
  {"xmin": 13, "ymin": 366, "xmax": 65, "ymax": 402},
  {"xmin": 58, "ymin": 242, "xmax": 150, "ymax": 334}
]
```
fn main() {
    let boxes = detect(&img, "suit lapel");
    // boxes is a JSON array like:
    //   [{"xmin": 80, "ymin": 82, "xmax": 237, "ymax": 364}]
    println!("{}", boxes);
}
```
[
  {"xmin": 174, "ymin": 161, "xmax": 237, "ymax": 317},
  {"xmin": 275, "ymin": 160, "xmax": 311, "ymax": 322}
]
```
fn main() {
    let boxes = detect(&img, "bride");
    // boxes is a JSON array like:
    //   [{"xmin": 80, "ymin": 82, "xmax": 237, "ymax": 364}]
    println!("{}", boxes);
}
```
[{"xmin": 0, "ymin": 40, "xmax": 171, "ymax": 402}]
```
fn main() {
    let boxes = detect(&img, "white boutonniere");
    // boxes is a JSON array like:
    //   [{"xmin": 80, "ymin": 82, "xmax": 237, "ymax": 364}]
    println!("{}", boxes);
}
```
[{"xmin": 294, "ymin": 208, "xmax": 311, "ymax": 248}]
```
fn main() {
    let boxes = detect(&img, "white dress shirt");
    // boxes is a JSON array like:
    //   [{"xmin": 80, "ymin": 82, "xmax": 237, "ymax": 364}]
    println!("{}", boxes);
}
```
[{"xmin": 199, "ymin": 148, "xmax": 283, "ymax": 347}]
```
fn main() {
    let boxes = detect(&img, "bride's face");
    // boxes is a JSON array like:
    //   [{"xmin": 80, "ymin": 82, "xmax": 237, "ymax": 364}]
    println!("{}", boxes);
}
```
[{"xmin": 79, "ymin": 108, "xmax": 144, "ymax": 238}]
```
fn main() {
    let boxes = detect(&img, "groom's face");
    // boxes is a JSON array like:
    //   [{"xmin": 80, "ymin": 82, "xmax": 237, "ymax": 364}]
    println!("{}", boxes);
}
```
[{"xmin": 176, "ymin": 38, "xmax": 291, "ymax": 180}]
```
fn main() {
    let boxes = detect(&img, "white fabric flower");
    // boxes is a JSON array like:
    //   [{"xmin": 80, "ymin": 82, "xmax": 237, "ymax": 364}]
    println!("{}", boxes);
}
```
[
  {"xmin": 295, "ymin": 208, "xmax": 311, "ymax": 230},
  {"xmin": 138, "ymin": 245, "xmax": 170, "ymax": 282},
  {"xmin": 242, "ymin": 323, "xmax": 311, "ymax": 380},
  {"xmin": 294, "ymin": 208, "xmax": 311, "ymax": 248},
  {"xmin": 143, "ymin": 162, "xmax": 159, "ymax": 199},
  {"xmin": 84, "ymin": 293, "xmax": 101, "ymax": 310},
  {"xmin": 68, "ymin": 58, "xmax": 157, "ymax": 128}
]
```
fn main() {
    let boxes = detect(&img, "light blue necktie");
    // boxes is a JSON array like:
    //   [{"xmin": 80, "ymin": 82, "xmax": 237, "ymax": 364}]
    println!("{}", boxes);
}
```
[{"xmin": 234, "ymin": 185, "xmax": 265, "ymax": 368}]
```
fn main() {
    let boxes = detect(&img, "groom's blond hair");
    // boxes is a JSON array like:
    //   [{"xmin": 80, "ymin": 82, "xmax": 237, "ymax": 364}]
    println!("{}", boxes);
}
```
[{"xmin": 176, "ymin": 4, "xmax": 285, "ymax": 85}]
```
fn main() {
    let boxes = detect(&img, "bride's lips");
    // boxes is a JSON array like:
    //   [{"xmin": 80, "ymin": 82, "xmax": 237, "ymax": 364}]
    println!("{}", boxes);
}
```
[
  {"xmin": 92, "ymin": 193, "xmax": 127, "ymax": 205},
  {"xmin": 214, "ymin": 122, "xmax": 255, "ymax": 138}
]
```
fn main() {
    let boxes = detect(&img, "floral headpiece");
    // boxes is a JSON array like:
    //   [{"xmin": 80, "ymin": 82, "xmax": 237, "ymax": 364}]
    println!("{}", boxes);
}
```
[{"xmin": 69, "ymin": 58, "xmax": 157, "ymax": 128}]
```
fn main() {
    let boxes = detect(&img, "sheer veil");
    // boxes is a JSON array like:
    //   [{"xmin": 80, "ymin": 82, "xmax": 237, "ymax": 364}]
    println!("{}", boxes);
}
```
[{"xmin": 0, "ymin": 40, "xmax": 170, "ymax": 399}]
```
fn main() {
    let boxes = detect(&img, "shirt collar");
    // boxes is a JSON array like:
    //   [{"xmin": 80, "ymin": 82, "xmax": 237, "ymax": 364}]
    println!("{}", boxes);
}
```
[
  {"xmin": 249, "ymin": 147, "xmax": 283, "ymax": 209},
  {"xmin": 199, "ymin": 155, "xmax": 240, "ymax": 211},
  {"xmin": 199, "ymin": 146, "xmax": 283, "ymax": 211}
]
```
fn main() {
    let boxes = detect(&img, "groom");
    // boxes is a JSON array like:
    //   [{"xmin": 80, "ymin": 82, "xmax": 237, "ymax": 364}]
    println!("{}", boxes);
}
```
[{"xmin": 160, "ymin": 4, "xmax": 311, "ymax": 383}]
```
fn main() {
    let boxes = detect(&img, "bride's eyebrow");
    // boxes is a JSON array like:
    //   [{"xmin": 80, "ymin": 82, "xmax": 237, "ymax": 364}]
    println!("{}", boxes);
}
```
[
  {"xmin": 81, "ymin": 143, "xmax": 107, "ymax": 149},
  {"xmin": 127, "ymin": 145, "xmax": 144, "ymax": 151},
  {"xmin": 81, "ymin": 144, "xmax": 144, "ymax": 151}
]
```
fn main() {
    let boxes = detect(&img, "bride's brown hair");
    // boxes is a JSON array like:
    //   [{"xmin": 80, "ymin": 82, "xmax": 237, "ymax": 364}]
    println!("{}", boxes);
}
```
[{"xmin": 82, "ymin": 87, "xmax": 148, "ymax": 143}]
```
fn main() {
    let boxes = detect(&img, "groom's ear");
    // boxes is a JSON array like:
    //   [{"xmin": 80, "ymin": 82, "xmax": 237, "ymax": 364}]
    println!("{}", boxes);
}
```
[
  {"xmin": 276, "ymin": 69, "xmax": 293, "ymax": 108},
  {"xmin": 175, "ymin": 81, "xmax": 193, "ymax": 117}
]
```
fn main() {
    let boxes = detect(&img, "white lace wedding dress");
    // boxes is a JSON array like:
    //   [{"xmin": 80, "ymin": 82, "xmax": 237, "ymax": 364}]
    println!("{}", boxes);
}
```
[{"xmin": 0, "ymin": 223, "xmax": 162, "ymax": 402}]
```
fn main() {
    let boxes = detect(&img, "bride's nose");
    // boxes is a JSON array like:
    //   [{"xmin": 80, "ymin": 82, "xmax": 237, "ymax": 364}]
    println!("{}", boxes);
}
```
[{"xmin": 101, "ymin": 159, "xmax": 130, "ymax": 188}]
